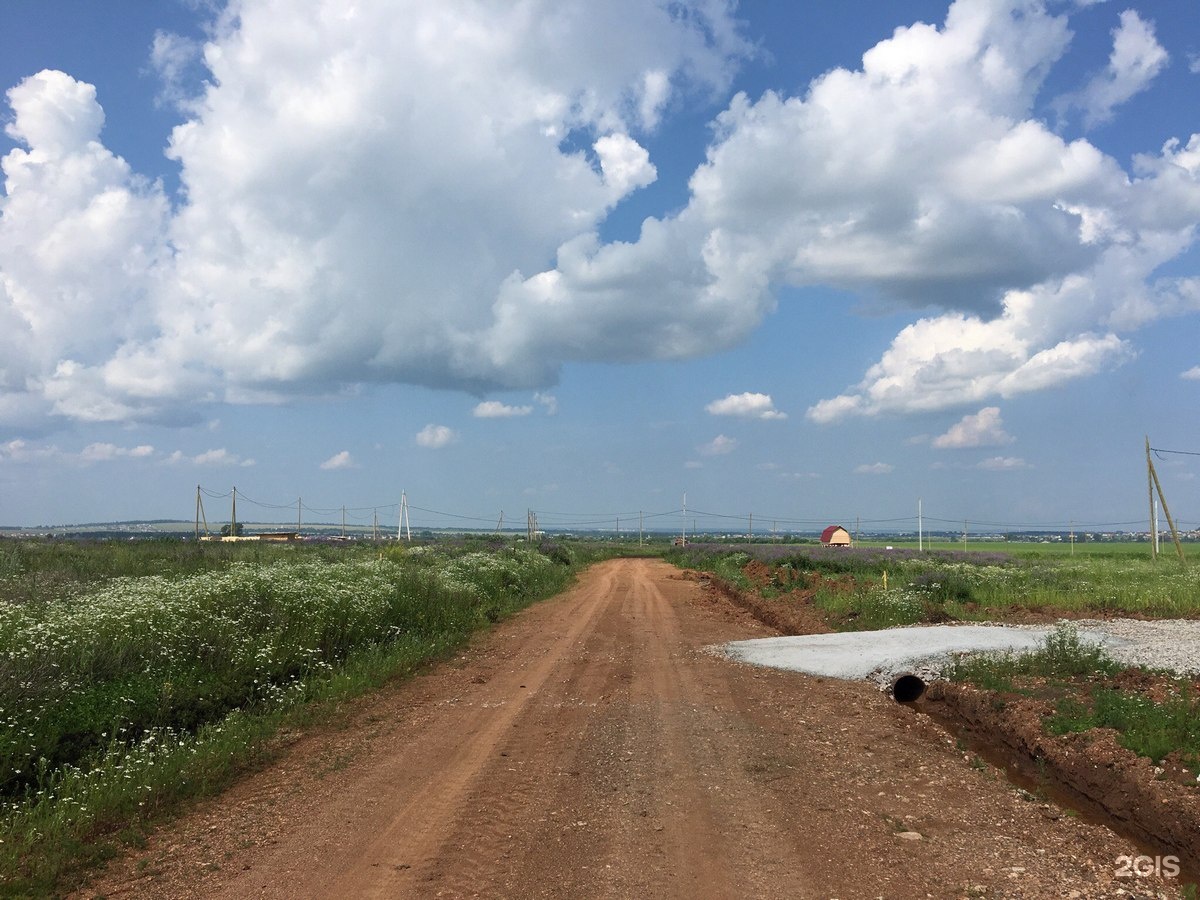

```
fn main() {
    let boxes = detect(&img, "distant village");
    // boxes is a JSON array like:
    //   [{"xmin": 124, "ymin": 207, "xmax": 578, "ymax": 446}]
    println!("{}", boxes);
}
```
[{"xmin": 1, "ymin": 520, "xmax": 1195, "ymax": 545}]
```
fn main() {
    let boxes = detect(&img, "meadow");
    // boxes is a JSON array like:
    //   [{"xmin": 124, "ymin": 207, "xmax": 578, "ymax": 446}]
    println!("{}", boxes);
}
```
[
  {"xmin": 667, "ymin": 541, "xmax": 1200, "ymax": 631},
  {"xmin": 0, "ymin": 537, "xmax": 598, "ymax": 893}
]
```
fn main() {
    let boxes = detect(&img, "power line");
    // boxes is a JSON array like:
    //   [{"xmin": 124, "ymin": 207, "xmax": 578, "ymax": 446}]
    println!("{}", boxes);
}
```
[
  {"xmin": 195, "ymin": 485, "xmax": 1187, "ymax": 535},
  {"xmin": 1152, "ymin": 447, "xmax": 1200, "ymax": 459}
]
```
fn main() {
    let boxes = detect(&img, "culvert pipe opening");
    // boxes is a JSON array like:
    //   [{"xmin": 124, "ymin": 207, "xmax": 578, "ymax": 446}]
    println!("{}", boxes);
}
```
[{"xmin": 891, "ymin": 674, "xmax": 926, "ymax": 703}]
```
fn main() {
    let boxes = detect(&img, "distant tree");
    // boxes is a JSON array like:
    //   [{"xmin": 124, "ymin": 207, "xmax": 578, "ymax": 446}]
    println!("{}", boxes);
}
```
[{"xmin": 220, "ymin": 523, "xmax": 245, "ymax": 536}]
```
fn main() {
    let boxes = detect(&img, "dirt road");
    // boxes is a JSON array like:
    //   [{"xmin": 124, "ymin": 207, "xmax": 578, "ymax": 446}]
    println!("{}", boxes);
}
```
[{"xmin": 84, "ymin": 559, "xmax": 1181, "ymax": 898}]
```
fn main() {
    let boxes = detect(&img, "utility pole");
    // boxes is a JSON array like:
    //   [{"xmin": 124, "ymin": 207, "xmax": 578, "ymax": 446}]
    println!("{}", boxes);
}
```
[
  {"xmin": 1148, "ymin": 436, "xmax": 1158, "ymax": 561},
  {"xmin": 1070, "ymin": 520, "xmax": 1075, "ymax": 556},
  {"xmin": 372, "ymin": 509, "xmax": 379, "ymax": 541},
  {"xmin": 496, "ymin": 510, "xmax": 504, "ymax": 534},
  {"xmin": 682, "ymin": 492, "xmax": 687, "ymax": 546},
  {"xmin": 747, "ymin": 512, "xmax": 752, "ymax": 544},
  {"xmin": 1146, "ymin": 436, "xmax": 1185, "ymax": 563},
  {"xmin": 639, "ymin": 511, "xmax": 643, "ymax": 546},
  {"xmin": 918, "ymin": 498, "xmax": 923, "ymax": 552},
  {"xmin": 527, "ymin": 509, "xmax": 538, "ymax": 543},
  {"xmin": 855, "ymin": 516, "xmax": 860, "ymax": 543},
  {"xmin": 399, "ymin": 491, "xmax": 411, "ymax": 541},
  {"xmin": 341, "ymin": 505, "xmax": 346, "ymax": 538},
  {"xmin": 616, "ymin": 516, "xmax": 620, "ymax": 539},
  {"xmin": 231, "ymin": 486, "xmax": 238, "ymax": 538},
  {"xmin": 195, "ymin": 485, "xmax": 202, "ymax": 539},
  {"xmin": 297, "ymin": 497, "xmax": 302, "ymax": 534}
]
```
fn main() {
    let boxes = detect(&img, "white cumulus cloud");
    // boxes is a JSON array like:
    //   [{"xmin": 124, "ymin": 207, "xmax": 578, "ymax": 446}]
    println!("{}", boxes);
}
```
[
  {"xmin": 167, "ymin": 448, "xmax": 255, "ymax": 466},
  {"xmin": 0, "ymin": 1, "xmax": 748, "ymax": 425},
  {"xmin": 416, "ymin": 424, "xmax": 456, "ymax": 449},
  {"xmin": 1182, "ymin": 366, "xmax": 1200, "ymax": 380},
  {"xmin": 932, "ymin": 407, "xmax": 1014, "ymax": 449},
  {"xmin": 705, "ymin": 392, "xmax": 786, "ymax": 420},
  {"xmin": 699, "ymin": 434, "xmax": 737, "ymax": 456},
  {"xmin": 0, "ymin": 0, "xmax": 1197, "ymax": 431},
  {"xmin": 473, "ymin": 401, "xmax": 533, "ymax": 419},
  {"xmin": 1061, "ymin": 9, "xmax": 1168, "ymax": 129},
  {"xmin": 319, "ymin": 450, "xmax": 356, "ymax": 470},
  {"xmin": 79, "ymin": 442, "xmax": 155, "ymax": 462}
]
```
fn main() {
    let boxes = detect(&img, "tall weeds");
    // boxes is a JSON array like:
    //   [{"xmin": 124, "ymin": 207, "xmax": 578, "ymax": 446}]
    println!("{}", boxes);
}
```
[{"xmin": 0, "ymin": 541, "xmax": 576, "ymax": 893}]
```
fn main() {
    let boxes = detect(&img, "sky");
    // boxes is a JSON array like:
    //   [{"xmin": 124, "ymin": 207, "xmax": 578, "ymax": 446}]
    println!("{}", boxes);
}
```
[{"xmin": 1, "ymin": 0, "xmax": 1199, "ymax": 534}]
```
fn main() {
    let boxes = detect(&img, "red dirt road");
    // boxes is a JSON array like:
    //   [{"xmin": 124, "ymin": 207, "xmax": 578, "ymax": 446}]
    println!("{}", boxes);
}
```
[{"xmin": 83, "ymin": 559, "xmax": 1182, "ymax": 898}]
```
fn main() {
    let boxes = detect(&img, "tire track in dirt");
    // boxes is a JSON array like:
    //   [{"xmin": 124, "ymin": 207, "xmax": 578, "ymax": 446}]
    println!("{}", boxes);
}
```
[{"xmin": 211, "ymin": 561, "xmax": 619, "ymax": 899}]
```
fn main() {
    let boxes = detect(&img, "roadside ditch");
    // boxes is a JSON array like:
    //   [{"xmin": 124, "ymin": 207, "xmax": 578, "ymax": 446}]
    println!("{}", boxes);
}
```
[{"xmin": 696, "ymin": 569, "xmax": 1200, "ymax": 885}]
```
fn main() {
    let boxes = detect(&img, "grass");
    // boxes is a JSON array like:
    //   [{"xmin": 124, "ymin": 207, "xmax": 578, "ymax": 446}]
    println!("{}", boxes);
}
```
[
  {"xmin": 946, "ymin": 623, "xmax": 1124, "ymax": 692},
  {"xmin": 1046, "ymin": 686, "xmax": 1200, "ymax": 768},
  {"xmin": 950, "ymin": 624, "xmax": 1200, "ymax": 772},
  {"xmin": 0, "ymin": 537, "xmax": 602, "ymax": 896},
  {"xmin": 666, "ymin": 542, "xmax": 1200, "ymax": 629}
]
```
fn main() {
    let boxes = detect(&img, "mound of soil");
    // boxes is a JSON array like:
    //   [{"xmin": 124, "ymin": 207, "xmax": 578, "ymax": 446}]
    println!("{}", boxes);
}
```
[{"xmin": 923, "ymin": 680, "xmax": 1200, "ymax": 878}]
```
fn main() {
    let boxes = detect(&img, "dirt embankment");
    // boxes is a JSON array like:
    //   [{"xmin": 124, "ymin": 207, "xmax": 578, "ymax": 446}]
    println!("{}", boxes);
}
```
[
  {"xmin": 700, "ymin": 567, "xmax": 832, "ymax": 636},
  {"xmin": 80, "ymin": 559, "xmax": 1184, "ymax": 899},
  {"xmin": 923, "ymin": 680, "xmax": 1200, "ymax": 878}
]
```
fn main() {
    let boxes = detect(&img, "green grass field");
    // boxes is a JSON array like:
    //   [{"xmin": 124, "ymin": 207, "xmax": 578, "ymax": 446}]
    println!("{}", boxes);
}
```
[
  {"xmin": 0, "ymin": 537, "xmax": 609, "ymax": 894},
  {"xmin": 667, "ymin": 541, "xmax": 1200, "ymax": 631}
]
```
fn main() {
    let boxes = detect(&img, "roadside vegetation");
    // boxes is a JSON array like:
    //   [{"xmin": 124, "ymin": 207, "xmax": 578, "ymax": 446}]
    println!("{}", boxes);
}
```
[
  {"xmin": 949, "ymin": 624, "xmax": 1200, "ymax": 780},
  {"xmin": 0, "ymin": 537, "xmax": 609, "ymax": 895},
  {"xmin": 666, "ymin": 542, "xmax": 1200, "ymax": 630}
]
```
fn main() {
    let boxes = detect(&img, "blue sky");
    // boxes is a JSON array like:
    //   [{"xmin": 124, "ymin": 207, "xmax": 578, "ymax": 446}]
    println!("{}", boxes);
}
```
[{"xmin": 1, "ymin": 0, "xmax": 1198, "ymax": 533}]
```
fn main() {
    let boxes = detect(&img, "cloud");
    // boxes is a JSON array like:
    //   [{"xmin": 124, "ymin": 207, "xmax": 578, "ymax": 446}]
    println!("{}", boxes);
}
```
[
  {"xmin": 167, "ymin": 448, "xmax": 255, "ymax": 466},
  {"xmin": 594, "ymin": 132, "xmax": 658, "ymax": 202},
  {"xmin": 319, "ymin": 450, "xmax": 356, "ymax": 470},
  {"xmin": 415, "ymin": 424, "xmax": 456, "ymax": 449},
  {"xmin": 1060, "ymin": 10, "xmax": 1168, "ymax": 129},
  {"xmin": 0, "ymin": 439, "xmax": 154, "ymax": 464},
  {"xmin": 932, "ymin": 407, "xmax": 1014, "ymax": 449},
  {"xmin": 1182, "ymin": 366, "xmax": 1200, "ymax": 380},
  {"xmin": 0, "ymin": 439, "xmax": 58, "ymax": 463},
  {"xmin": 978, "ymin": 456, "xmax": 1029, "ymax": 470},
  {"xmin": 854, "ymin": 462, "xmax": 893, "ymax": 475},
  {"xmin": 472, "ymin": 401, "xmax": 533, "ymax": 419},
  {"xmin": 699, "ymin": 434, "xmax": 737, "ymax": 456},
  {"xmin": 534, "ymin": 392, "xmax": 558, "ymax": 415},
  {"xmin": 0, "ymin": 0, "xmax": 1197, "ymax": 429},
  {"xmin": 705, "ymin": 392, "xmax": 786, "ymax": 420},
  {"xmin": 0, "ymin": 2, "xmax": 748, "ymax": 424},
  {"xmin": 0, "ymin": 70, "xmax": 170, "ymax": 423},
  {"xmin": 79, "ymin": 442, "xmax": 155, "ymax": 462},
  {"xmin": 149, "ymin": 30, "xmax": 205, "ymax": 109}
]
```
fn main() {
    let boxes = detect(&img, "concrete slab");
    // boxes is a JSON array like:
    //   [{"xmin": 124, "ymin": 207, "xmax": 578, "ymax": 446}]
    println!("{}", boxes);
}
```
[{"xmin": 723, "ymin": 624, "xmax": 1121, "ymax": 685}]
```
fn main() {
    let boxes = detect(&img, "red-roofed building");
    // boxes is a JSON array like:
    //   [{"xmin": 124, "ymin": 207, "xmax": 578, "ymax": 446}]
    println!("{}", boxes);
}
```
[{"xmin": 820, "ymin": 525, "xmax": 852, "ymax": 547}]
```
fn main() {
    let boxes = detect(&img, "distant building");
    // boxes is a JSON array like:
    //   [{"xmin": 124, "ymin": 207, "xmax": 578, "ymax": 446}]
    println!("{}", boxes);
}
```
[
  {"xmin": 199, "ymin": 532, "xmax": 300, "ymax": 543},
  {"xmin": 820, "ymin": 525, "xmax": 852, "ymax": 547}
]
